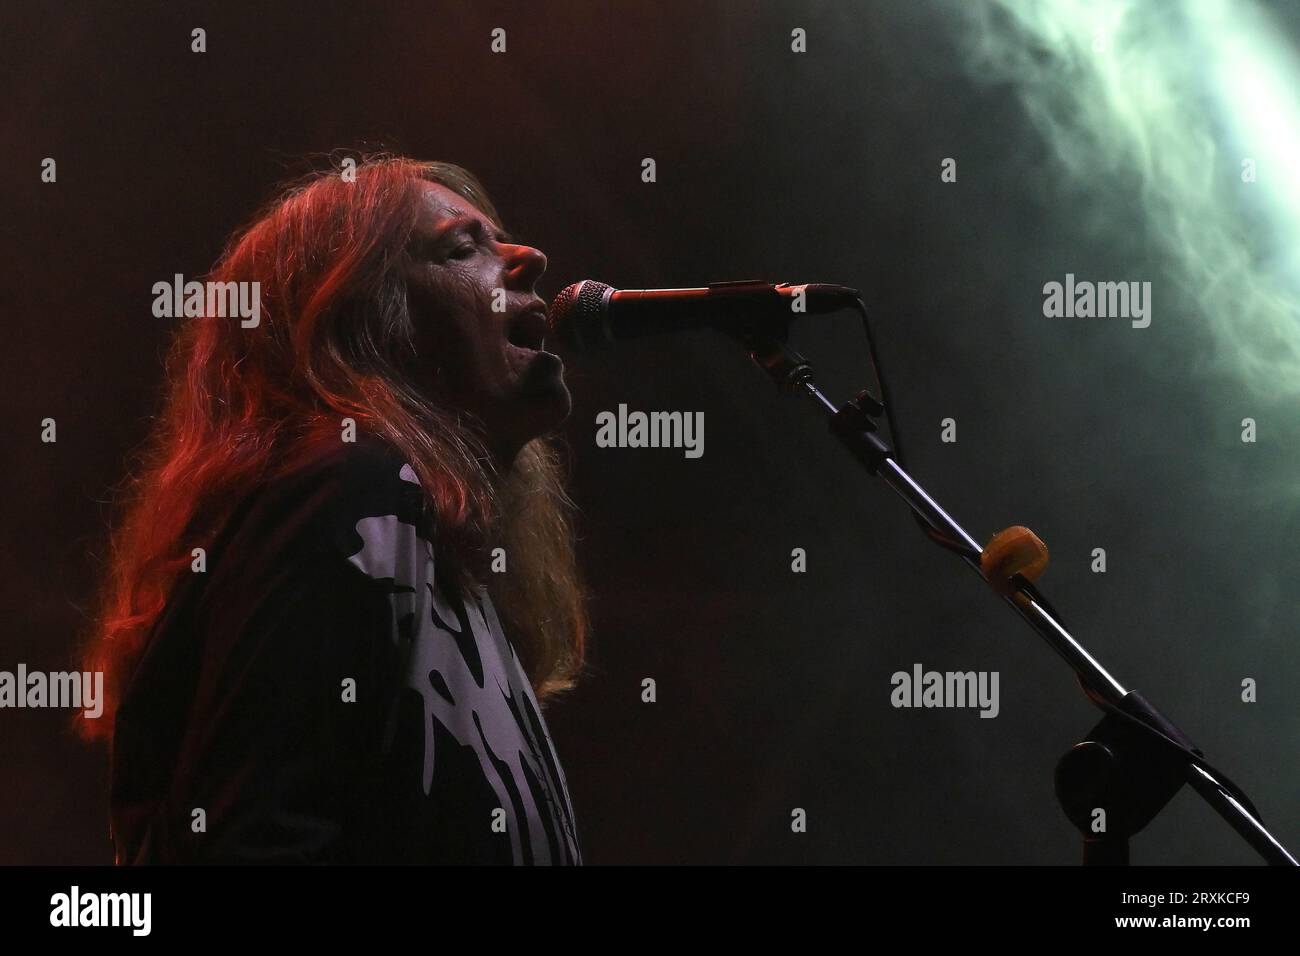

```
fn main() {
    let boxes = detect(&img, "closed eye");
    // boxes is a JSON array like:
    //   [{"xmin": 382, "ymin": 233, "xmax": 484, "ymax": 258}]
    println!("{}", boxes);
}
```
[{"xmin": 413, "ymin": 216, "xmax": 515, "ymax": 263}]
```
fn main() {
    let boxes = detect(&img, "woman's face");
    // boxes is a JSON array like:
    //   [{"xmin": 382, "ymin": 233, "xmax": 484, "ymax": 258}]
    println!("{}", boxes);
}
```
[{"xmin": 403, "ymin": 180, "xmax": 571, "ymax": 466}]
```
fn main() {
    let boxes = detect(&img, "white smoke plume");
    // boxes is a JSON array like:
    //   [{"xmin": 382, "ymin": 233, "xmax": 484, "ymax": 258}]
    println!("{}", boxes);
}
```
[{"xmin": 960, "ymin": 0, "xmax": 1300, "ymax": 399}]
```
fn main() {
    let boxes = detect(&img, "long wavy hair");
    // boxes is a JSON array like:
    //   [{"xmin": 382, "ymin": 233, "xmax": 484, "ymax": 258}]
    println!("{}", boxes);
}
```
[{"xmin": 80, "ymin": 156, "xmax": 589, "ymax": 741}]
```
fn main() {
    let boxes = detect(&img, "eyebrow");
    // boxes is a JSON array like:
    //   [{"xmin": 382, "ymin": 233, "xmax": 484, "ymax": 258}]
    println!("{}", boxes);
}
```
[{"xmin": 432, "ymin": 215, "xmax": 514, "ymax": 244}]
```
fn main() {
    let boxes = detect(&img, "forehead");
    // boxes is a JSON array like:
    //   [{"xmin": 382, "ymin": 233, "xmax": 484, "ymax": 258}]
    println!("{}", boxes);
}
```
[{"xmin": 411, "ymin": 180, "xmax": 494, "ymax": 233}]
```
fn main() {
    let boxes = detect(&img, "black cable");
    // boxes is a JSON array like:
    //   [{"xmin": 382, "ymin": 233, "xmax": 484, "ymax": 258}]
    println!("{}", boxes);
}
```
[
  {"xmin": 849, "ymin": 295, "xmax": 1271, "ymax": 837},
  {"xmin": 853, "ymin": 298, "xmax": 906, "ymax": 470},
  {"xmin": 853, "ymin": 297, "xmax": 970, "ymax": 552}
]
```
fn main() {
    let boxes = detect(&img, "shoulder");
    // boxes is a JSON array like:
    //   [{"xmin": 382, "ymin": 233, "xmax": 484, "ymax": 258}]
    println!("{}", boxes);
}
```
[
  {"xmin": 271, "ymin": 434, "xmax": 423, "ymax": 515},
  {"xmin": 231, "ymin": 434, "xmax": 433, "ymax": 566}
]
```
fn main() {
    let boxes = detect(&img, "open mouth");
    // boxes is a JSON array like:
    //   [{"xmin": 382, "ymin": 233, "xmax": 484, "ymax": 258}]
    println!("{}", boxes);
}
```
[{"xmin": 507, "ymin": 305, "xmax": 549, "ymax": 353}]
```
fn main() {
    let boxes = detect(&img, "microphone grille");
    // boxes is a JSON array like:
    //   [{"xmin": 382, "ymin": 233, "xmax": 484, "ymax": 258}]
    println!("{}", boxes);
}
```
[{"xmin": 547, "ymin": 280, "xmax": 613, "ymax": 349}]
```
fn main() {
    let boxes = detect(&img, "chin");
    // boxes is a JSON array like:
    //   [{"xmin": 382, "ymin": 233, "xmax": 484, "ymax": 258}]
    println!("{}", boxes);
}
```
[
  {"xmin": 534, "ymin": 379, "xmax": 573, "ymax": 430},
  {"xmin": 506, "ymin": 354, "xmax": 570, "ymax": 435},
  {"xmin": 551, "ymin": 386, "xmax": 573, "ymax": 425}
]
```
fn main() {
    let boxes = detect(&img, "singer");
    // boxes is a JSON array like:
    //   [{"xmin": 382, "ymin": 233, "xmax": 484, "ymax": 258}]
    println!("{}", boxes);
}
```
[{"xmin": 81, "ymin": 156, "xmax": 589, "ymax": 864}]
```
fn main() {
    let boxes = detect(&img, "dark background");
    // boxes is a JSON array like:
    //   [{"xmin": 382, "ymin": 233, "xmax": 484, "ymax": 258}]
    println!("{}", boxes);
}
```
[{"xmin": 2, "ymin": 0, "xmax": 1296, "ymax": 864}]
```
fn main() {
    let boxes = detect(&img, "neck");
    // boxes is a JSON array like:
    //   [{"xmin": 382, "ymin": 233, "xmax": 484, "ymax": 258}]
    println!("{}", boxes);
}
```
[{"xmin": 488, "ymin": 434, "xmax": 525, "ymax": 480}]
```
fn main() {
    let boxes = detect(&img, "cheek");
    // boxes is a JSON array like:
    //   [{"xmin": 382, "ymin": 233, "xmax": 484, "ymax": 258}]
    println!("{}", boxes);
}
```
[{"xmin": 410, "ymin": 268, "xmax": 495, "ymax": 362}]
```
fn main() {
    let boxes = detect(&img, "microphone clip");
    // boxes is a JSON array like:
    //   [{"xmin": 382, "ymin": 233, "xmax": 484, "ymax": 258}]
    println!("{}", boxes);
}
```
[{"xmin": 745, "ymin": 336, "xmax": 812, "ymax": 392}]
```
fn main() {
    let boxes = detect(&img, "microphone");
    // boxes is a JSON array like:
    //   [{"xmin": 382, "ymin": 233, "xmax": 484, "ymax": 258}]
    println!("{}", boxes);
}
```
[{"xmin": 546, "ymin": 279, "xmax": 860, "ymax": 350}]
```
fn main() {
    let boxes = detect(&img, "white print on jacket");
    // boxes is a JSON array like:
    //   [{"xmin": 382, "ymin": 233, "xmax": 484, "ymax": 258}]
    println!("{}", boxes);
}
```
[{"xmin": 344, "ymin": 466, "xmax": 579, "ymax": 864}]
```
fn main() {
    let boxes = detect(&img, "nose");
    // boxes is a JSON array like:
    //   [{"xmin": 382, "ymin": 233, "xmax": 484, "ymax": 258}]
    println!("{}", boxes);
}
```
[{"xmin": 503, "ymin": 241, "xmax": 547, "ymax": 289}]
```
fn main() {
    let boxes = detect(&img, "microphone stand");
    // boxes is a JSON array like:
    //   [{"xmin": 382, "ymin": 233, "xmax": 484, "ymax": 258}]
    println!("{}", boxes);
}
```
[{"xmin": 736, "ymin": 322, "xmax": 1297, "ymax": 866}]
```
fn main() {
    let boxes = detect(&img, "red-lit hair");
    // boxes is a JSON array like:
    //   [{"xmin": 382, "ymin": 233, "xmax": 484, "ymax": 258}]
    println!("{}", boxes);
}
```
[{"xmin": 80, "ymin": 156, "xmax": 589, "ymax": 741}]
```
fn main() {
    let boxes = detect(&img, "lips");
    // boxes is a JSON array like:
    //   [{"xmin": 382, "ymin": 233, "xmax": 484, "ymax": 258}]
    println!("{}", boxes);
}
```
[{"xmin": 507, "ymin": 303, "xmax": 549, "ymax": 352}]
